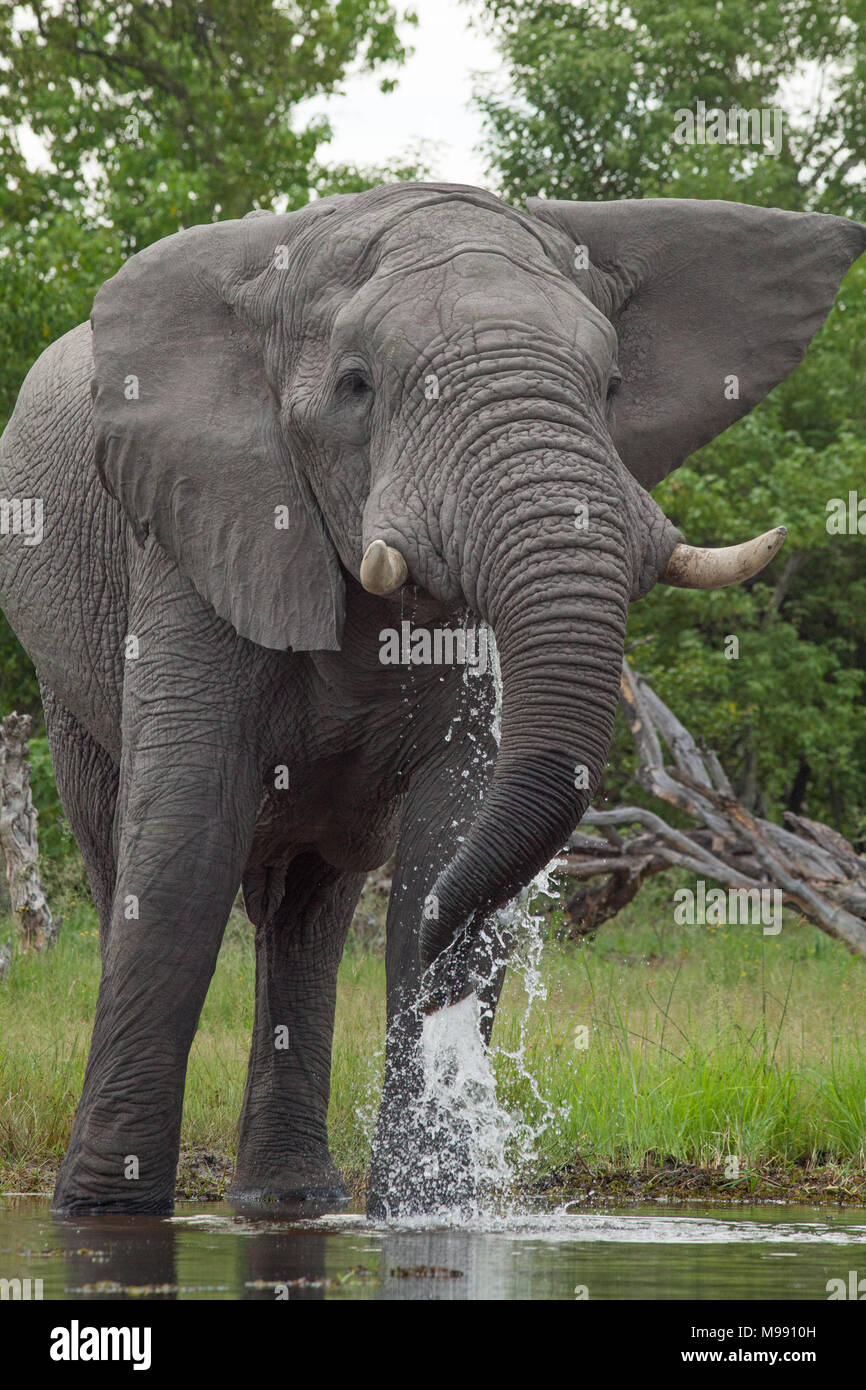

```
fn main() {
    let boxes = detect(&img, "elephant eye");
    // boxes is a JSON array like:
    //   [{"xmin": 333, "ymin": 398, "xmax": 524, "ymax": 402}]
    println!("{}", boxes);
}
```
[
  {"xmin": 607, "ymin": 368, "xmax": 622, "ymax": 400},
  {"xmin": 336, "ymin": 370, "xmax": 373, "ymax": 402}
]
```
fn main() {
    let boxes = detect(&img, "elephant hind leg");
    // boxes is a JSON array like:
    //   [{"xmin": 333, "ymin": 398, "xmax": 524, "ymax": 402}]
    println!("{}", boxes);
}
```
[
  {"xmin": 229, "ymin": 851, "xmax": 365, "ymax": 1217},
  {"xmin": 41, "ymin": 686, "xmax": 118, "ymax": 939}
]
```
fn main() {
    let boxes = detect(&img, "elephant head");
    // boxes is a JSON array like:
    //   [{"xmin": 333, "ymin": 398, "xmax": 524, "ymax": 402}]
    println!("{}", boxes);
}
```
[{"xmin": 90, "ymin": 183, "xmax": 865, "ymax": 998}]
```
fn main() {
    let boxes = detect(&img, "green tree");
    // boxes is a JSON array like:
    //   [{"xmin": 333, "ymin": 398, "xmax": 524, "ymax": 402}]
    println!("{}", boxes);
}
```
[
  {"xmin": 474, "ymin": 0, "xmax": 866, "ymax": 216},
  {"xmin": 474, "ymin": 0, "xmax": 866, "ymax": 838}
]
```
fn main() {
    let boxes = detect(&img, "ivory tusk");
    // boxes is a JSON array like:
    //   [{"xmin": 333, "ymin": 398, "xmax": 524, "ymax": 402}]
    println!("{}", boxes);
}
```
[
  {"xmin": 661, "ymin": 526, "xmax": 787, "ymax": 590},
  {"xmin": 360, "ymin": 538, "xmax": 409, "ymax": 595}
]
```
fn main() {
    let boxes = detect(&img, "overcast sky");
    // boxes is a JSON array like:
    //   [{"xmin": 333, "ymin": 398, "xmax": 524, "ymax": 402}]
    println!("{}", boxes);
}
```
[{"xmin": 299, "ymin": 0, "xmax": 501, "ymax": 187}]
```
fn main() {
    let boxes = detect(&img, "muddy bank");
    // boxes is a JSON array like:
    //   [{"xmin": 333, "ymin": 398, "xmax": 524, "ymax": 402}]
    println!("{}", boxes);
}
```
[
  {"xmin": 529, "ymin": 1158, "xmax": 866, "ymax": 1207},
  {"xmin": 4, "ymin": 1148, "xmax": 866, "ymax": 1209}
]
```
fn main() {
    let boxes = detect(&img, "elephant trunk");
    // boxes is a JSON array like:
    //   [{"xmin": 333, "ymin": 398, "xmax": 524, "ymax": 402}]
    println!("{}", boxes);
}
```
[{"xmin": 419, "ymin": 462, "xmax": 639, "ymax": 1006}]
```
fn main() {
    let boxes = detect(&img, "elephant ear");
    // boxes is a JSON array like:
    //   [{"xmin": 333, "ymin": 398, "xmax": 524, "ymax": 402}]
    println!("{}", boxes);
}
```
[
  {"xmin": 91, "ymin": 209, "xmax": 345, "ymax": 650},
  {"xmin": 527, "ymin": 197, "xmax": 866, "ymax": 488}
]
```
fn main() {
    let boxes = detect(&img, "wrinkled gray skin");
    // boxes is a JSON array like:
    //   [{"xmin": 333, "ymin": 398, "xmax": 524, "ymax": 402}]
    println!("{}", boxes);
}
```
[{"xmin": 1, "ymin": 183, "xmax": 862, "ymax": 1217}]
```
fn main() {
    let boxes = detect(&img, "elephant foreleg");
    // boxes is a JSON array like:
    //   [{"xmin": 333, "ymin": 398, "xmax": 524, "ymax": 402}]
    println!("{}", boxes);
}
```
[
  {"xmin": 368, "ymin": 739, "xmax": 508, "ymax": 1219},
  {"xmin": 52, "ymin": 540, "xmax": 263, "ymax": 1215}
]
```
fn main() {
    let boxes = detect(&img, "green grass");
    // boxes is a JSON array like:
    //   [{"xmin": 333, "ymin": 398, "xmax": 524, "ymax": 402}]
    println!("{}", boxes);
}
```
[
  {"xmin": 493, "ymin": 880, "xmax": 866, "ymax": 1174},
  {"xmin": 2, "ymin": 870, "xmax": 866, "ymax": 1197}
]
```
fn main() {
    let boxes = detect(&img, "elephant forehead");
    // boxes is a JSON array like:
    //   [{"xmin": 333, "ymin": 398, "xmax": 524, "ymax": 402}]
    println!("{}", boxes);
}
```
[
  {"xmin": 285, "ymin": 197, "xmax": 532, "ymax": 311},
  {"xmin": 333, "ymin": 253, "xmax": 616, "ymax": 377},
  {"xmin": 374, "ymin": 200, "xmax": 556, "ymax": 272}
]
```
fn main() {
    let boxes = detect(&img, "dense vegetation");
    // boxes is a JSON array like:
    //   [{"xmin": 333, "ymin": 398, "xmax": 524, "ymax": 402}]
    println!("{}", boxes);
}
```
[
  {"xmin": 1, "ymin": 0, "xmax": 864, "ymax": 862},
  {"xmin": 1, "ymin": 0, "xmax": 865, "ymax": 1196},
  {"xmin": 474, "ymin": 0, "xmax": 866, "ymax": 841}
]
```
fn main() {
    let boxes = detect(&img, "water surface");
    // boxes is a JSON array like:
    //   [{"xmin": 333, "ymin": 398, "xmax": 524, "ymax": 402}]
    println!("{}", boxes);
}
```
[{"xmin": 2, "ymin": 1196, "xmax": 865, "ymax": 1299}]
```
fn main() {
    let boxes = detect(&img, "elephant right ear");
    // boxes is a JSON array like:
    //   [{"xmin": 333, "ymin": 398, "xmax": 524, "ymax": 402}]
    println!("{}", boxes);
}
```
[
  {"xmin": 527, "ymin": 196, "xmax": 866, "ymax": 489},
  {"xmin": 91, "ymin": 211, "xmax": 346, "ymax": 651}
]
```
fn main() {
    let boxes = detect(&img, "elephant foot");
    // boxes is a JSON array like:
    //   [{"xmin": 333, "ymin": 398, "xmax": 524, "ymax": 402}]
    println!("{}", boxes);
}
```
[
  {"xmin": 227, "ymin": 1186, "xmax": 349, "ymax": 1219},
  {"xmin": 52, "ymin": 1154, "xmax": 177, "ymax": 1217},
  {"xmin": 51, "ymin": 1175, "xmax": 175, "ymax": 1218},
  {"xmin": 52, "ymin": 1197, "xmax": 175, "ymax": 1217},
  {"xmin": 228, "ymin": 1164, "xmax": 350, "ymax": 1220}
]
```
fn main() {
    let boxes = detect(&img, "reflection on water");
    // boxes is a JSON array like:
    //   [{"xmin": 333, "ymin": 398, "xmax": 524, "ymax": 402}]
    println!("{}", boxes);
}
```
[{"xmin": 1, "ymin": 1197, "xmax": 865, "ymax": 1300}]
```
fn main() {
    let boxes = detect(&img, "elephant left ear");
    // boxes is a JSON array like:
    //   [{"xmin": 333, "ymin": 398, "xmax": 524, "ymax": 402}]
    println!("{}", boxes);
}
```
[
  {"xmin": 527, "ymin": 197, "xmax": 866, "ymax": 488},
  {"xmin": 91, "ymin": 208, "xmax": 346, "ymax": 651}
]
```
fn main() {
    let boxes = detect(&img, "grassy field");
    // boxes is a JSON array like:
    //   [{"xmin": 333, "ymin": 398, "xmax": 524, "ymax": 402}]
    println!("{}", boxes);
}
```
[{"xmin": 2, "ymin": 871, "xmax": 866, "ymax": 1203}]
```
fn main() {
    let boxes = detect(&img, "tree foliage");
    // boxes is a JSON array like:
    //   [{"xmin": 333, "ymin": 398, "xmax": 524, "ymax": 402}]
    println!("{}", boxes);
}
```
[
  {"xmin": 474, "ymin": 0, "xmax": 866, "ymax": 840},
  {"xmin": 474, "ymin": 0, "xmax": 866, "ymax": 216}
]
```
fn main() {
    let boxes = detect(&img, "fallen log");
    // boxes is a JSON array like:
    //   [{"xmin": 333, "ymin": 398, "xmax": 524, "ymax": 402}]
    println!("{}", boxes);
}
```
[{"xmin": 562, "ymin": 661, "xmax": 866, "ymax": 953}]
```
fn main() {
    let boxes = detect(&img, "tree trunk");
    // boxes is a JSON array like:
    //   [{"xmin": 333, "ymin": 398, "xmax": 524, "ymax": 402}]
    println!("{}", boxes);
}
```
[{"xmin": 0, "ymin": 712, "xmax": 56, "ymax": 956}]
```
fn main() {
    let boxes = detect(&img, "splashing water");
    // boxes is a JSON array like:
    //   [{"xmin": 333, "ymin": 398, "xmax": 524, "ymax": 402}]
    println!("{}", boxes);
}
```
[
  {"xmin": 364, "ymin": 622, "xmax": 570, "ymax": 1223},
  {"xmin": 425, "ymin": 626, "xmax": 567, "ymax": 1215},
  {"xmin": 412, "ymin": 858, "xmax": 568, "ymax": 1223},
  {"xmin": 420, "ymin": 995, "xmax": 513, "ymax": 1193}
]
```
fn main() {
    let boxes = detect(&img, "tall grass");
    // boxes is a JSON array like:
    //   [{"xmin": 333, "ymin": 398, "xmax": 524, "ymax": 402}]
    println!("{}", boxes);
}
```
[
  {"xmin": 1, "ymin": 870, "xmax": 865, "ymax": 1190},
  {"xmin": 493, "ymin": 879, "xmax": 866, "ymax": 1172}
]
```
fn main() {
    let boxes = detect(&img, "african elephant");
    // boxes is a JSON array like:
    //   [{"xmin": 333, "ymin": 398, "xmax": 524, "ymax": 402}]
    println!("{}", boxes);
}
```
[{"xmin": 1, "ymin": 182, "xmax": 862, "ymax": 1217}]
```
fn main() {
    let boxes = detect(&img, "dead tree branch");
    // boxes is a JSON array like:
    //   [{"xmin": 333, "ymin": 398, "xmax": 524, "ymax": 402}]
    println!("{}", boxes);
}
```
[{"xmin": 562, "ymin": 661, "xmax": 866, "ymax": 953}]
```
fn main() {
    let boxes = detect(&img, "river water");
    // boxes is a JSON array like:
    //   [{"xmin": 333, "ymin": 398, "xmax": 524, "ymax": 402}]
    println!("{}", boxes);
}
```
[{"xmin": 3, "ymin": 1197, "xmax": 866, "ymax": 1300}]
